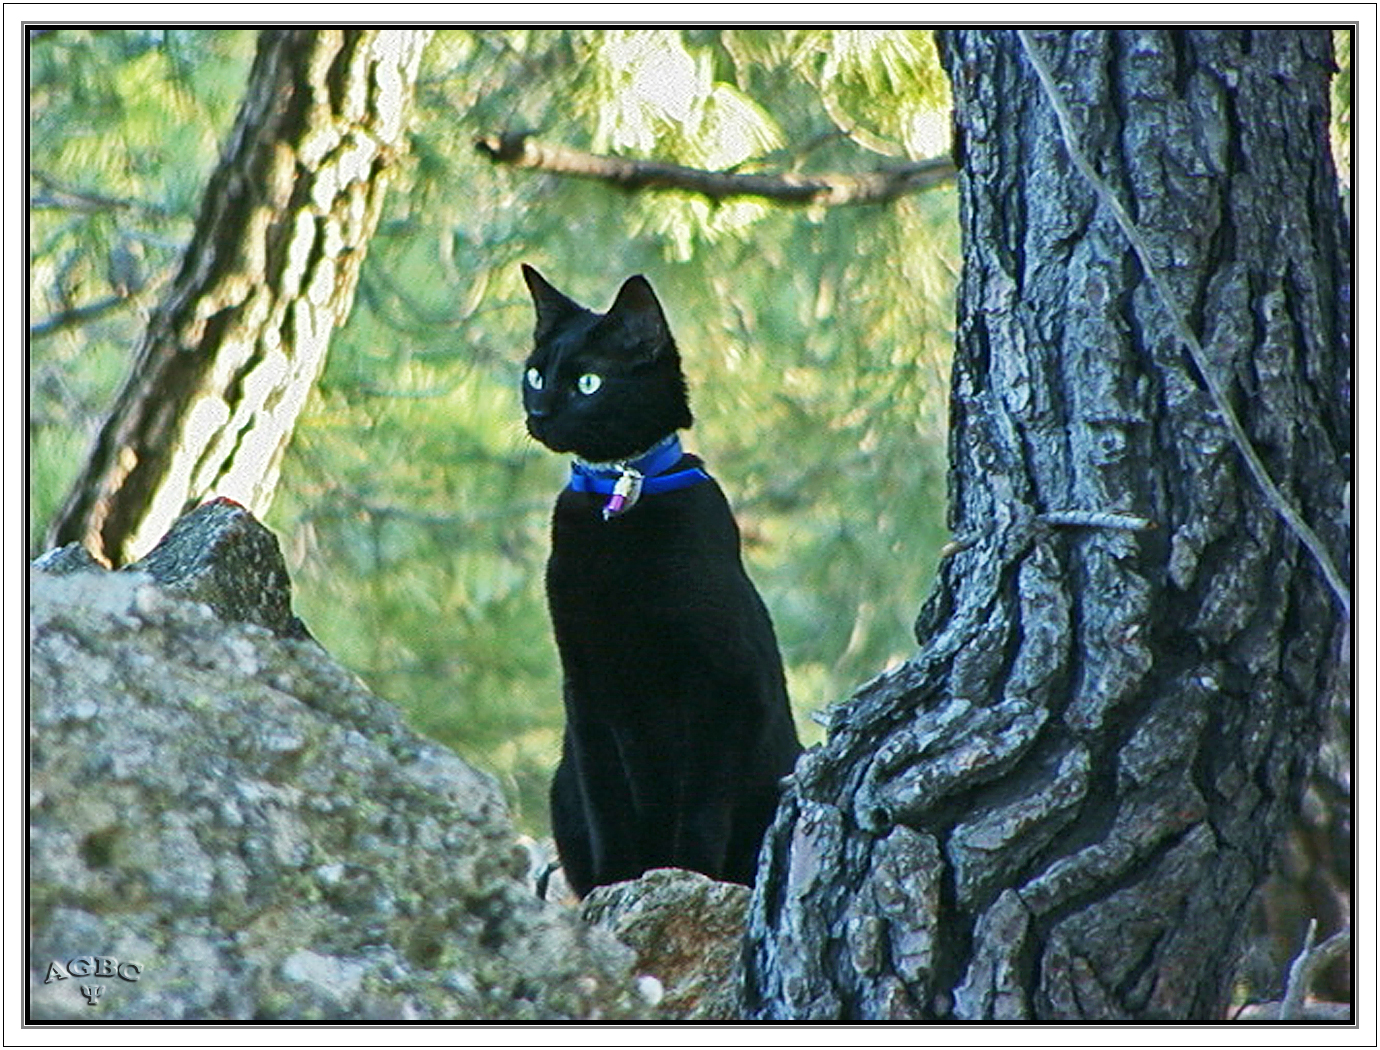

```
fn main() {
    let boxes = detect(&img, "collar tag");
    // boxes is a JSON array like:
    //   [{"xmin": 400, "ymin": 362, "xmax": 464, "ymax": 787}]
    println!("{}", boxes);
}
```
[
  {"xmin": 602, "ymin": 468, "xmax": 644, "ymax": 520},
  {"xmin": 568, "ymin": 433, "xmax": 710, "ymax": 519}
]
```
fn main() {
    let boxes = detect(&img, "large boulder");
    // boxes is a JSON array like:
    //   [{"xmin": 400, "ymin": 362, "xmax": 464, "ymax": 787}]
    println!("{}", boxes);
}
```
[{"xmin": 28, "ymin": 501, "xmax": 652, "ymax": 1020}]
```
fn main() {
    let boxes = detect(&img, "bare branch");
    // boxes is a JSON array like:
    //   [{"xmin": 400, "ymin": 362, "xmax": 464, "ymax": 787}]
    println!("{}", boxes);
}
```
[
  {"xmin": 1280, "ymin": 922, "xmax": 1351, "ymax": 1020},
  {"xmin": 29, "ymin": 295, "xmax": 129, "ymax": 340},
  {"xmin": 30, "ymin": 169, "xmax": 172, "ymax": 217},
  {"xmin": 1234, "ymin": 922, "xmax": 1352, "ymax": 1021},
  {"xmin": 31, "ymin": 264, "xmax": 169, "ymax": 342},
  {"xmin": 474, "ymin": 131, "xmax": 955, "ymax": 207}
]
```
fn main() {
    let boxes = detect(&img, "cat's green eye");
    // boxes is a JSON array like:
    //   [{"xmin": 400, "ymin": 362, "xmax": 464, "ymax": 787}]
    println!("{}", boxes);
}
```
[
  {"xmin": 577, "ymin": 373, "xmax": 602, "ymax": 395},
  {"xmin": 525, "ymin": 367, "xmax": 543, "ymax": 391}
]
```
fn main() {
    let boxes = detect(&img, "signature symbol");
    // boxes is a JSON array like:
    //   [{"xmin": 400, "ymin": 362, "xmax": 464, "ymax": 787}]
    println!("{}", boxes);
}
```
[{"xmin": 80, "ymin": 984, "xmax": 104, "ymax": 1006}]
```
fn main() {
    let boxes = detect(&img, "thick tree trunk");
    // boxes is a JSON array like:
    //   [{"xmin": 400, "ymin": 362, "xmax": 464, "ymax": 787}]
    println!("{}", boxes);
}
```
[
  {"xmin": 47, "ymin": 28, "xmax": 432, "ymax": 566},
  {"xmin": 742, "ymin": 28, "xmax": 1349, "ymax": 1021}
]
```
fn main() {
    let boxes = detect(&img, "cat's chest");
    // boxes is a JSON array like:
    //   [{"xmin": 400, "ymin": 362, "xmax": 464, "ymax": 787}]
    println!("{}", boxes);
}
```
[{"xmin": 546, "ymin": 484, "xmax": 741, "ymax": 613}]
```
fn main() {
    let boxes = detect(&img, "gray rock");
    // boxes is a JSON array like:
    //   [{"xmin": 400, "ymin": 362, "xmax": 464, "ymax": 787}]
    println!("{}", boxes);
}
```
[
  {"xmin": 30, "ymin": 542, "xmax": 103, "ymax": 576},
  {"xmin": 29, "ymin": 511, "xmax": 651, "ymax": 1020},
  {"xmin": 123, "ymin": 497, "xmax": 310, "ymax": 639},
  {"xmin": 581, "ymin": 868, "xmax": 751, "ymax": 1020}
]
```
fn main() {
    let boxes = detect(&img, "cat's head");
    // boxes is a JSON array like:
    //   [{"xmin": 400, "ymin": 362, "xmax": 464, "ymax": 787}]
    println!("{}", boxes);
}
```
[{"xmin": 521, "ymin": 265, "xmax": 692, "ymax": 463}]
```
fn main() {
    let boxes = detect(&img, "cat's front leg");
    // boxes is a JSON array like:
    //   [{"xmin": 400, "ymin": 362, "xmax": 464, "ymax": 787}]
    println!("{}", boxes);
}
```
[
  {"xmin": 549, "ymin": 752, "xmax": 595, "ymax": 898},
  {"xmin": 553, "ymin": 719, "xmax": 646, "ymax": 896}
]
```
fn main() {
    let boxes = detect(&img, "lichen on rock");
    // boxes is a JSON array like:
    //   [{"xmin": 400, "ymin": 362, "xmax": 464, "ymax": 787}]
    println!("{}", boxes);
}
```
[{"xmin": 28, "ymin": 502, "xmax": 652, "ymax": 1020}]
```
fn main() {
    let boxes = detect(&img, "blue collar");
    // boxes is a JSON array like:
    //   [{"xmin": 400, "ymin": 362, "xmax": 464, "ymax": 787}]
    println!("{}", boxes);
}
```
[{"xmin": 568, "ymin": 434, "xmax": 711, "ymax": 519}]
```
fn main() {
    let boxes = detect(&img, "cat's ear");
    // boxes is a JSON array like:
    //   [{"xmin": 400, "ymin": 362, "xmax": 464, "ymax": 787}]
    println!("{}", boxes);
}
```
[
  {"xmin": 522, "ymin": 264, "xmax": 584, "ymax": 342},
  {"xmin": 599, "ymin": 275, "xmax": 672, "ymax": 359}
]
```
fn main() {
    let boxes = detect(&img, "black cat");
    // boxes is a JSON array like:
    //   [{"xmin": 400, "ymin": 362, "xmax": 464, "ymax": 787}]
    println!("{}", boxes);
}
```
[{"xmin": 520, "ymin": 264, "xmax": 802, "ymax": 899}]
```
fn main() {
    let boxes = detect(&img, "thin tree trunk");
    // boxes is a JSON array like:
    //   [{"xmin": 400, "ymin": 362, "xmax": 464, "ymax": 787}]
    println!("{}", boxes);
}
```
[
  {"xmin": 47, "ymin": 28, "xmax": 432, "ymax": 566},
  {"xmin": 742, "ymin": 28, "xmax": 1349, "ymax": 1021}
]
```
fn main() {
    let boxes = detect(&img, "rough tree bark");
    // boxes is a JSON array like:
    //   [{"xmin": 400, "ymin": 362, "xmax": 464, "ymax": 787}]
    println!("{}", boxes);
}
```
[
  {"xmin": 742, "ymin": 28, "xmax": 1349, "ymax": 1021},
  {"xmin": 46, "ymin": 28, "xmax": 432, "ymax": 566}
]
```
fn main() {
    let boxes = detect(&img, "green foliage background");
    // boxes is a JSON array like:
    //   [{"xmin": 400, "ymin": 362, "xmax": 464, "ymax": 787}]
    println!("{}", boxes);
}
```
[
  {"xmin": 27, "ymin": 28, "xmax": 1356, "ymax": 835},
  {"xmin": 31, "ymin": 28, "xmax": 962, "ymax": 833}
]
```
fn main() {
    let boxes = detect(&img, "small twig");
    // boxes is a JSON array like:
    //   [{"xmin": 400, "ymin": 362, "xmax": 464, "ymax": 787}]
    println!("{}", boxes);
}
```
[
  {"xmin": 475, "ymin": 131, "xmax": 956, "ymax": 208},
  {"xmin": 938, "ymin": 537, "xmax": 974, "ymax": 560},
  {"xmin": 1017, "ymin": 30, "xmax": 1350, "ymax": 619},
  {"xmin": 29, "ymin": 169, "xmax": 171, "ymax": 217},
  {"xmin": 29, "ymin": 295, "xmax": 129, "ymax": 340},
  {"xmin": 30, "ymin": 267, "xmax": 168, "ymax": 342},
  {"xmin": 1279, "ymin": 918, "xmax": 1319, "ymax": 1020},
  {"xmin": 1235, "ymin": 998, "xmax": 1352, "ymax": 1022},
  {"xmin": 939, "ymin": 508, "xmax": 1154, "ymax": 562},
  {"xmin": 1279, "ymin": 921, "xmax": 1351, "ymax": 1020},
  {"xmin": 1038, "ymin": 510, "xmax": 1155, "ymax": 531}
]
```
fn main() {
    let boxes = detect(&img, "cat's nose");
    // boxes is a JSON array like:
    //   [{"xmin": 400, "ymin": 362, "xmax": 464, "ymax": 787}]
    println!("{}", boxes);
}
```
[{"xmin": 528, "ymin": 406, "xmax": 550, "ymax": 420}]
